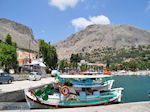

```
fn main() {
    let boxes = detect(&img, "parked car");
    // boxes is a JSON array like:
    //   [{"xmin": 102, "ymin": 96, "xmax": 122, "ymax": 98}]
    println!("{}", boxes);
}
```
[
  {"xmin": 29, "ymin": 72, "xmax": 41, "ymax": 81},
  {"xmin": 0, "ymin": 72, "xmax": 14, "ymax": 84}
]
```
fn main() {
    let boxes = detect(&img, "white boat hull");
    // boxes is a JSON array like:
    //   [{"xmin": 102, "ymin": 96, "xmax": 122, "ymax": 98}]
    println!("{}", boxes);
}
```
[{"xmin": 24, "ymin": 87, "xmax": 123, "ymax": 109}]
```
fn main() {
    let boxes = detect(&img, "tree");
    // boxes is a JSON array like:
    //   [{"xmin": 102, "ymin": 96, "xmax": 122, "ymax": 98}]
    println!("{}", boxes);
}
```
[
  {"xmin": 80, "ymin": 65, "xmax": 87, "ymax": 71},
  {"xmin": 70, "ymin": 53, "xmax": 82, "ymax": 70},
  {"xmin": 59, "ymin": 60, "xmax": 68, "ymax": 73},
  {"xmin": 128, "ymin": 60, "xmax": 138, "ymax": 71},
  {"xmin": 0, "ymin": 43, "xmax": 18, "ymax": 72},
  {"xmin": 70, "ymin": 53, "xmax": 81, "ymax": 63},
  {"xmin": 12, "ymin": 42, "xmax": 17, "ymax": 48},
  {"xmin": 0, "ymin": 34, "xmax": 18, "ymax": 72},
  {"xmin": 104, "ymin": 55, "xmax": 111, "ymax": 69},
  {"xmin": 147, "ymin": 61, "xmax": 150, "ymax": 70},
  {"xmin": 138, "ymin": 45, "xmax": 143, "ymax": 51},
  {"xmin": 59, "ymin": 60, "xmax": 65, "ymax": 73},
  {"xmin": 47, "ymin": 46, "xmax": 58, "ymax": 69},
  {"xmin": 39, "ymin": 40, "xmax": 58, "ymax": 69},
  {"xmin": 5, "ymin": 34, "xmax": 12, "ymax": 45},
  {"xmin": 109, "ymin": 64, "xmax": 117, "ymax": 71},
  {"xmin": 106, "ymin": 59, "xmax": 110, "ymax": 69}
]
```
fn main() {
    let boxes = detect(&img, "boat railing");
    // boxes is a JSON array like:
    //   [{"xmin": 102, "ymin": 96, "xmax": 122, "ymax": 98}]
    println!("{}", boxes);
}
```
[{"xmin": 73, "ymin": 82, "xmax": 102, "ymax": 86}]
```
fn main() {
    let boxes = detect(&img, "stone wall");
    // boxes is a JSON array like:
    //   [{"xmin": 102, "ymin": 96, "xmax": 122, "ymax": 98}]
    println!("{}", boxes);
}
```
[{"xmin": 10, "ymin": 74, "xmax": 51, "ymax": 81}]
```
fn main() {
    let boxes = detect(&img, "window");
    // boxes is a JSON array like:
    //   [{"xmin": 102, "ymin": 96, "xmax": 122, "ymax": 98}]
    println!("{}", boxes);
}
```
[{"xmin": 1, "ymin": 73, "xmax": 9, "ymax": 76}]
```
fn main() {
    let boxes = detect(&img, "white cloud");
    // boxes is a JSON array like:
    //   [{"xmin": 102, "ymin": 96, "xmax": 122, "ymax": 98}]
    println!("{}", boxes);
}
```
[
  {"xmin": 71, "ymin": 15, "xmax": 111, "ymax": 31},
  {"xmin": 89, "ymin": 15, "xmax": 110, "ymax": 24},
  {"xmin": 72, "ymin": 17, "xmax": 92, "ymax": 30},
  {"xmin": 49, "ymin": 0, "xmax": 84, "ymax": 11}
]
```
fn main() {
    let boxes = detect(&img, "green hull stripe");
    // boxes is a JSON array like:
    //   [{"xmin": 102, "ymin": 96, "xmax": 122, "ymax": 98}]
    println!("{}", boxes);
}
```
[{"xmin": 59, "ymin": 93, "xmax": 117, "ymax": 106}]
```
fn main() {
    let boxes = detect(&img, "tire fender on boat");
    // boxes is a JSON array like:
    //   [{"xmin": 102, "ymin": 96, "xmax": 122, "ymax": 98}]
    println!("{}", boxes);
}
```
[{"xmin": 61, "ymin": 86, "xmax": 70, "ymax": 95}]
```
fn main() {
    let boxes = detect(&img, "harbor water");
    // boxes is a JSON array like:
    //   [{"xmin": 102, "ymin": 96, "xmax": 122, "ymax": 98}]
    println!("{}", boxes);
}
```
[{"xmin": 112, "ymin": 75, "xmax": 150, "ymax": 103}]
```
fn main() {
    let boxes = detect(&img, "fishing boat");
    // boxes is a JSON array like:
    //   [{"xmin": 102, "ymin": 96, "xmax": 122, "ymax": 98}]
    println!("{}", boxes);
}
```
[
  {"xmin": 24, "ymin": 74, "xmax": 123, "ymax": 109},
  {"xmin": 61, "ymin": 75, "xmax": 114, "ymax": 92}
]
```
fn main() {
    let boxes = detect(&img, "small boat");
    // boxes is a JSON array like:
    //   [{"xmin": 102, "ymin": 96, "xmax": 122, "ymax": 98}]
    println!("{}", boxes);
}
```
[
  {"xmin": 24, "ymin": 74, "xmax": 123, "ymax": 109},
  {"xmin": 68, "ymin": 75, "xmax": 114, "ymax": 91},
  {"xmin": 148, "ymin": 92, "xmax": 150, "ymax": 98},
  {"xmin": 103, "ymin": 71, "xmax": 111, "ymax": 75},
  {"xmin": 73, "ymin": 80, "xmax": 114, "ymax": 91}
]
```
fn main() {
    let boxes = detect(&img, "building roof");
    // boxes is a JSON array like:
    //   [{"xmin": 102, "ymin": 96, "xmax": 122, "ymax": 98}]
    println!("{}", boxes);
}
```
[{"xmin": 23, "ymin": 59, "xmax": 46, "ymax": 67}]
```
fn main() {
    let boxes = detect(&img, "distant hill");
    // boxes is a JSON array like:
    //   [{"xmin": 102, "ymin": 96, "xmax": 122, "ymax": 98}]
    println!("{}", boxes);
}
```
[
  {"xmin": 54, "ymin": 24, "xmax": 150, "ymax": 59},
  {"xmin": 0, "ymin": 18, "xmax": 38, "ymax": 51}
]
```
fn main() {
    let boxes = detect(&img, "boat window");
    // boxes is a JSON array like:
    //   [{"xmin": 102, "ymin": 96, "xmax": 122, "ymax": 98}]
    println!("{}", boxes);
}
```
[
  {"xmin": 30, "ymin": 72, "xmax": 35, "ymax": 75},
  {"xmin": 37, "ymin": 73, "xmax": 40, "ymax": 75},
  {"xmin": 86, "ymin": 88, "xmax": 93, "ymax": 95},
  {"xmin": 93, "ymin": 91, "xmax": 100, "ymax": 96},
  {"xmin": 79, "ymin": 91, "xmax": 86, "ymax": 98},
  {"xmin": 82, "ymin": 88, "xmax": 86, "ymax": 91},
  {"xmin": 83, "ymin": 79, "xmax": 86, "ymax": 83},
  {"xmin": 86, "ymin": 78, "xmax": 93, "ymax": 83}
]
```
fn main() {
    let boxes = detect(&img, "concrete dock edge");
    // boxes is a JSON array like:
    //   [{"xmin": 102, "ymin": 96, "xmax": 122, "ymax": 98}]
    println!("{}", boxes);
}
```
[{"xmin": 0, "ymin": 101, "xmax": 150, "ymax": 112}]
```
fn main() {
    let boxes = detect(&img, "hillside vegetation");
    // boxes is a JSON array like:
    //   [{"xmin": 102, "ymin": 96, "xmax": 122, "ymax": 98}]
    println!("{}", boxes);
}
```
[{"xmin": 78, "ymin": 45, "xmax": 150, "ymax": 71}]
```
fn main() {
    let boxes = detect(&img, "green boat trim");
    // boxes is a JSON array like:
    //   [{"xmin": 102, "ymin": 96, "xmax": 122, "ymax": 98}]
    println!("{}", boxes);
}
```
[
  {"xmin": 58, "ymin": 95, "xmax": 118, "ymax": 106},
  {"xmin": 71, "ymin": 92, "xmax": 117, "ymax": 100}
]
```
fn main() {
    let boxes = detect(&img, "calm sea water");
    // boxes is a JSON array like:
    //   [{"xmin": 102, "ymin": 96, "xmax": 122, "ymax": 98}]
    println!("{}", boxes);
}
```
[{"xmin": 112, "ymin": 75, "xmax": 150, "ymax": 103}]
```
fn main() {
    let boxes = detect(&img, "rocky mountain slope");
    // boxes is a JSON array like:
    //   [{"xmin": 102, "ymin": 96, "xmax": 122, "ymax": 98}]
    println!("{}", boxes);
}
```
[
  {"xmin": 0, "ymin": 18, "xmax": 38, "ymax": 51},
  {"xmin": 54, "ymin": 24, "xmax": 150, "ymax": 59}
]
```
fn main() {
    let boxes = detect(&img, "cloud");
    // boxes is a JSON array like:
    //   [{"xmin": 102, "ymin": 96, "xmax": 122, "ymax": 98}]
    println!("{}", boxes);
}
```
[
  {"xmin": 49, "ymin": 0, "xmax": 84, "ymax": 11},
  {"xmin": 72, "ymin": 17, "xmax": 92, "ymax": 30},
  {"xmin": 89, "ymin": 15, "xmax": 110, "ymax": 24},
  {"xmin": 71, "ymin": 15, "xmax": 110, "ymax": 31}
]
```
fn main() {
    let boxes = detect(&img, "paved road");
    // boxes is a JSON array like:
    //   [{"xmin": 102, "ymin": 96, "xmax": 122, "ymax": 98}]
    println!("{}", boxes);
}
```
[
  {"xmin": 0, "ymin": 77, "xmax": 55, "ymax": 93},
  {"xmin": 1, "ymin": 101, "xmax": 150, "ymax": 112}
]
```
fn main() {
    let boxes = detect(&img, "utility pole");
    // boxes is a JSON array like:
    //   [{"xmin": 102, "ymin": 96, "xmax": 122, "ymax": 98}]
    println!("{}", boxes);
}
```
[{"xmin": 29, "ymin": 39, "xmax": 30, "ymax": 63}]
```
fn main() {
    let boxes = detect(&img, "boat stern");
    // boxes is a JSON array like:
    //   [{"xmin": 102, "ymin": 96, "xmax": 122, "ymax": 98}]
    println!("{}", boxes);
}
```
[{"xmin": 111, "ymin": 88, "xmax": 124, "ymax": 102}]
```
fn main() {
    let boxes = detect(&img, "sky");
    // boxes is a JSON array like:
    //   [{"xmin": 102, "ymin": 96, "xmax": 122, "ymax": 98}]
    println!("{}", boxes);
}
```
[{"xmin": 0, "ymin": 0, "xmax": 150, "ymax": 44}]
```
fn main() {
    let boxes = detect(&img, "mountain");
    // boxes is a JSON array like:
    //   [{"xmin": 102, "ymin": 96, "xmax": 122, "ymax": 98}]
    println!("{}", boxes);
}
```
[
  {"xmin": 54, "ymin": 24, "xmax": 150, "ymax": 59},
  {"xmin": 0, "ymin": 18, "xmax": 38, "ymax": 51}
]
